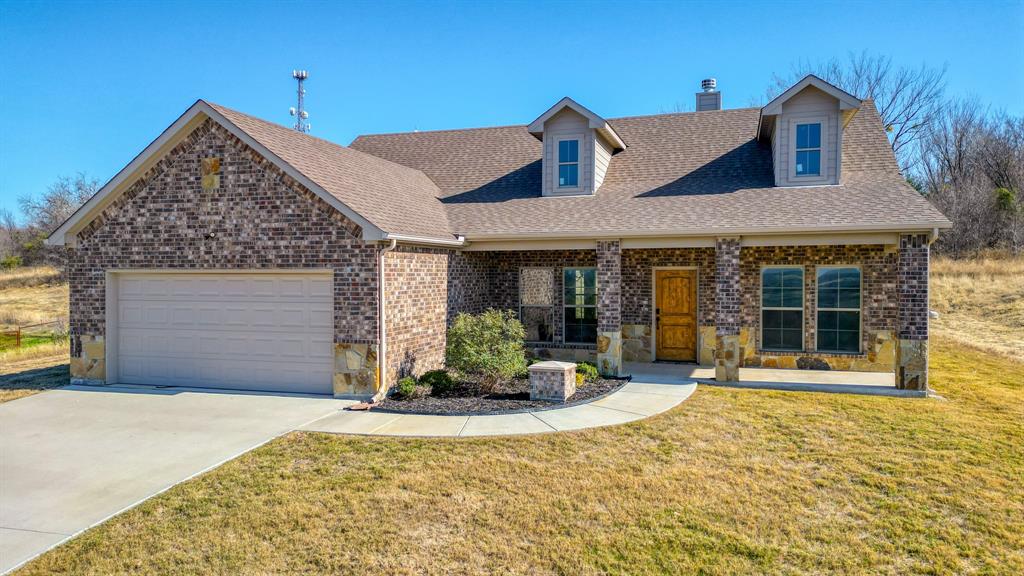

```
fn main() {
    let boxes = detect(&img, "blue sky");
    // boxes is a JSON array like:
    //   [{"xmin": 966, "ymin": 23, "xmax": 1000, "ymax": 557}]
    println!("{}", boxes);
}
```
[{"xmin": 1, "ymin": 0, "xmax": 1022, "ymax": 220}]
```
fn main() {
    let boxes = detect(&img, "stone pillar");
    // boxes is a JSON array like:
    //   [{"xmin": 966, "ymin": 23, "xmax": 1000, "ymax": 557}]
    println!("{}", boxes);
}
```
[
  {"xmin": 714, "ymin": 237, "xmax": 741, "ymax": 381},
  {"xmin": 896, "ymin": 233, "xmax": 930, "ymax": 390},
  {"xmin": 596, "ymin": 240, "xmax": 622, "ymax": 376}
]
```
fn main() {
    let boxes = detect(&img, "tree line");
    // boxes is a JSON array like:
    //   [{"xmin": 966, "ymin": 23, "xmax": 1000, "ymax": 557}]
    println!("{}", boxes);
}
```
[{"xmin": 2, "ymin": 53, "xmax": 1020, "ymax": 267}]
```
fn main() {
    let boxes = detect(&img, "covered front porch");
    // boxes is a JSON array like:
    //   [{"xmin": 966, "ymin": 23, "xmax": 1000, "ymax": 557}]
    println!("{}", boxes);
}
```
[
  {"xmin": 621, "ymin": 361, "xmax": 923, "ymax": 398},
  {"xmin": 451, "ymin": 232, "xmax": 931, "ymax": 391}
]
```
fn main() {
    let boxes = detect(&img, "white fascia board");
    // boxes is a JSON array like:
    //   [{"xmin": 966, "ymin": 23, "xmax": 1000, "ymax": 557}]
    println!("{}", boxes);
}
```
[
  {"xmin": 48, "ymin": 100, "xmax": 387, "ymax": 246},
  {"xmin": 461, "ymin": 222, "xmax": 953, "ymax": 242},
  {"xmin": 761, "ymin": 74, "xmax": 862, "ymax": 116},
  {"xmin": 527, "ymin": 97, "xmax": 627, "ymax": 150}
]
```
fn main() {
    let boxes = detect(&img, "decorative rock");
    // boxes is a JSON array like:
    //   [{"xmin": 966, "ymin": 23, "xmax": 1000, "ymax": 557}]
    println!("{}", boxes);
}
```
[{"xmin": 528, "ymin": 361, "xmax": 576, "ymax": 402}]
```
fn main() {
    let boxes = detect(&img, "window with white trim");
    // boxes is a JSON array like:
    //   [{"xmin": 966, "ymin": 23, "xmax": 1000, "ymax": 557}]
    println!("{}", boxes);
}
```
[
  {"xmin": 816, "ymin": 267, "xmax": 861, "ymax": 353},
  {"xmin": 558, "ymin": 139, "xmax": 579, "ymax": 187},
  {"xmin": 563, "ymin": 267, "xmax": 596, "ymax": 343},
  {"xmin": 519, "ymin": 267, "xmax": 554, "ymax": 342},
  {"xmin": 795, "ymin": 123, "xmax": 821, "ymax": 177},
  {"xmin": 761, "ymin": 267, "xmax": 804, "ymax": 351}
]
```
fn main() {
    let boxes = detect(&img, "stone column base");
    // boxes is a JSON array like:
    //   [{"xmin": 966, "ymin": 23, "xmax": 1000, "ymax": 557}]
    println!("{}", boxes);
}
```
[
  {"xmin": 597, "ymin": 330, "xmax": 622, "ymax": 377},
  {"xmin": 715, "ymin": 334, "xmax": 739, "ymax": 382},
  {"xmin": 333, "ymin": 343, "xmax": 379, "ymax": 398},
  {"xmin": 70, "ymin": 334, "xmax": 105, "ymax": 384},
  {"xmin": 896, "ymin": 339, "xmax": 928, "ymax": 390}
]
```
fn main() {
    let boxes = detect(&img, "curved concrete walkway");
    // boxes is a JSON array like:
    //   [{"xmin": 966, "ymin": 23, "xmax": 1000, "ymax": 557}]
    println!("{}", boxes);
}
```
[{"xmin": 302, "ymin": 366, "xmax": 697, "ymax": 438}]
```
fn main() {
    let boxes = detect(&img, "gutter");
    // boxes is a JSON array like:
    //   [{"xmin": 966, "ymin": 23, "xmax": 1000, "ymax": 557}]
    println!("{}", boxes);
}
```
[
  {"xmin": 382, "ymin": 232, "xmax": 466, "ymax": 247},
  {"xmin": 374, "ymin": 238, "xmax": 398, "ymax": 402}
]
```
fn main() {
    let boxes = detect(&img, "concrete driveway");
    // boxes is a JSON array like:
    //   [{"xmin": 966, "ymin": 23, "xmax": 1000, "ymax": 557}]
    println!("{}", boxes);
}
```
[{"xmin": 0, "ymin": 385, "xmax": 349, "ymax": 573}]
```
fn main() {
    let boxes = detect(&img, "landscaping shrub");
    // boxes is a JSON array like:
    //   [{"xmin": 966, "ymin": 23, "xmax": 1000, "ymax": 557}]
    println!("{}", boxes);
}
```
[
  {"xmin": 396, "ymin": 376, "xmax": 418, "ymax": 399},
  {"xmin": 576, "ymin": 373, "xmax": 586, "ymax": 388},
  {"xmin": 420, "ymin": 369, "xmax": 456, "ymax": 397},
  {"xmin": 446, "ymin": 309, "xmax": 527, "ymax": 393},
  {"xmin": 577, "ymin": 361, "xmax": 599, "ymax": 383}
]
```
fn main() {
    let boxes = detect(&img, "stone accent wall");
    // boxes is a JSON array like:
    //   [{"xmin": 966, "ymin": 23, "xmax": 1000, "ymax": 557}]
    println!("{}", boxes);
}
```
[
  {"xmin": 715, "ymin": 238, "xmax": 742, "ymax": 381},
  {"xmin": 384, "ymin": 246, "xmax": 452, "ymax": 387},
  {"xmin": 896, "ymin": 233, "xmax": 930, "ymax": 389},
  {"xmin": 68, "ymin": 119, "xmax": 380, "ymax": 393}
]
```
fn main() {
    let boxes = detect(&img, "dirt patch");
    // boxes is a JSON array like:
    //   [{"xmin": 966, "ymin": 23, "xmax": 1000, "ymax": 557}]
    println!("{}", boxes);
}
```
[{"xmin": 377, "ymin": 375, "xmax": 627, "ymax": 415}]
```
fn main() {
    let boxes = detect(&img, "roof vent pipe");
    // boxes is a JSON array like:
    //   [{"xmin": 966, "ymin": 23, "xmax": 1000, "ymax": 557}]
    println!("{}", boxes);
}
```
[{"xmin": 696, "ymin": 78, "xmax": 722, "ymax": 112}]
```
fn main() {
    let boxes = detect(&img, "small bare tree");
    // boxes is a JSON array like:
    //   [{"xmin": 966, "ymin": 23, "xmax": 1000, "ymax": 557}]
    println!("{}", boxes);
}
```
[
  {"xmin": 769, "ymin": 51, "xmax": 947, "ymax": 171},
  {"xmin": 13, "ymin": 174, "xmax": 98, "ymax": 266}
]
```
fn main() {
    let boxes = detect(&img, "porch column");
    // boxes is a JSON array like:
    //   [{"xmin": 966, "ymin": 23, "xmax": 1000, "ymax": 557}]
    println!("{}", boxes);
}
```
[
  {"xmin": 596, "ymin": 240, "xmax": 622, "ymax": 376},
  {"xmin": 896, "ymin": 233, "xmax": 930, "ymax": 390},
  {"xmin": 714, "ymin": 237, "xmax": 741, "ymax": 381}
]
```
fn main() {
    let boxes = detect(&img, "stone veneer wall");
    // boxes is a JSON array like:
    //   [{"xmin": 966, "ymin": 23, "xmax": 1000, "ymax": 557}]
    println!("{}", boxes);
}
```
[
  {"xmin": 715, "ymin": 238, "xmax": 742, "ymax": 380},
  {"xmin": 736, "ymin": 244, "xmax": 898, "ymax": 372},
  {"xmin": 68, "ymin": 118, "xmax": 381, "ymax": 394},
  {"xmin": 620, "ymin": 247, "xmax": 716, "ymax": 362},
  {"xmin": 595, "ymin": 240, "xmax": 622, "ymax": 375}
]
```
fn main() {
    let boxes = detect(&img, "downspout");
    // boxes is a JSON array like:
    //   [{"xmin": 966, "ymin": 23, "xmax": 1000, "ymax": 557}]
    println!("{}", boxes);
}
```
[{"xmin": 374, "ymin": 238, "xmax": 398, "ymax": 402}]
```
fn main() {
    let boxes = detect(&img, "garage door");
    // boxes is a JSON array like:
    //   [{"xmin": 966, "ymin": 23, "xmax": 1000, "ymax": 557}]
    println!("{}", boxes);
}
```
[{"xmin": 114, "ymin": 272, "xmax": 334, "ymax": 394}]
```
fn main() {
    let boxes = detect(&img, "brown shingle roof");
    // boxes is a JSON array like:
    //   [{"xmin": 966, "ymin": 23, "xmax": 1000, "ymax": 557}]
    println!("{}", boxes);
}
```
[
  {"xmin": 351, "ymin": 101, "xmax": 950, "ymax": 238},
  {"xmin": 207, "ymin": 101, "xmax": 454, "ymax": 241}
]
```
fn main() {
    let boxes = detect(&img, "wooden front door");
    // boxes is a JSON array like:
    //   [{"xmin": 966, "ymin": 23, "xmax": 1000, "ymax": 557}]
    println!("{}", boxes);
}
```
[{"xmin": 655, "ymin": 269, "xmax": 698, "ymax": 361}]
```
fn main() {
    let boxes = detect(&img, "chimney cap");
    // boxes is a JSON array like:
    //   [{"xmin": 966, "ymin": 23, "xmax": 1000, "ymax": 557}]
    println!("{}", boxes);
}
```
[{"xmin": 701, "ymin": 78, "xmax": 717, "ymax": 92}]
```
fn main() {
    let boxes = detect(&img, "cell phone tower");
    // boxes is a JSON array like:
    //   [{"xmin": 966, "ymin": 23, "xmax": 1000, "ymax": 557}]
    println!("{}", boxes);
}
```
[{"xmin": 288, "ymin": 70, "xmax": 310, "ymax": 133}]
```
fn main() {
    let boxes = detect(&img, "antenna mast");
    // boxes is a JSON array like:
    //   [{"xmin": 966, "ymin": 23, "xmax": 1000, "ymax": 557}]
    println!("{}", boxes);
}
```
[{"xmin": 289, "ymin": 70, "xmax": 310, "ymax": 133}]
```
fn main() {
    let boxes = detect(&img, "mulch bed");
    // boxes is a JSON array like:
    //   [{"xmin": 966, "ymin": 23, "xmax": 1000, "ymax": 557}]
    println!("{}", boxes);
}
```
[{"xmin": 375, "ymin": 375, "xmax": 628, "ymax": 416}]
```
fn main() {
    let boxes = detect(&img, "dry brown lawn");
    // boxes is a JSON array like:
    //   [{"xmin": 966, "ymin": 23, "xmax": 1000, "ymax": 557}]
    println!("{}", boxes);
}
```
[
  {"xmin": 931, "ymin": 255, "xmax": 1024, "ymax": 358},
  {"xmin": 13, "ymin": 337, "xmax": 1023, "ymax": 575},
  {"xmin": 0, "ymin": 266, "xmax": 68, "ymax": 327}
]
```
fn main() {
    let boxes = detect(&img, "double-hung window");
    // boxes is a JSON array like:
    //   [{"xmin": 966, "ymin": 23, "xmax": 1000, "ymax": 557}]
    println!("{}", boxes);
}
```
[
  {"xmin": 519, "ymin": 268, "xmax": 554, "ymax": 342},
  {"xmin": 795, "ymin": 123, "xmax": 821, "ymax": 177},
  {"xmin": 816, "ymin": 267, "xmax": 861, "ymax": 353},
  {"xmin": 761, "ymin": 267, "xmax": 804, "ymax": 351},
  {"xmin": 558, "ymin": 139, "xmax": 579, "ymax": 188},
  {"xmin": 563, "ymin": 267, "xmax": 597, "ymax": 344}
]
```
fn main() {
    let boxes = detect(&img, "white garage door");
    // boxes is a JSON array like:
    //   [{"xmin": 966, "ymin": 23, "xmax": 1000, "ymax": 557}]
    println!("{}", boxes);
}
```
[{"xmin": 114, "ymin": 272, "xmax": 334, "ymax": 394}]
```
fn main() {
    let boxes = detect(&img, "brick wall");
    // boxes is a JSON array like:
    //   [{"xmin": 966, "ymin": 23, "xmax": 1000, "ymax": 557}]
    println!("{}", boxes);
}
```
[
  {"xmin": 488, "ymin": 250, "xmax": 597, "ymax": 343},
  {"xmin": 596, "ymin": 240, "xmax": 621, "ymax": 332},
  {"xmin": 620, "ymin": 247, "xmax": 716, "ymax": 327},
  {"xmin": 447, "ymin": 251, "xmax": 491, "ymax": 323},
  {"xmin": 384, "ymin": 246, "xmax": 452, "ymax": 384},
  {"xmin": 715, "ymin": 238, "xmax": 742, "ymax": 336},
  {"xmin": 69, "ymin": 119, "xmax": 379, "ymax": 355},
  {"xmin": 738, "ymin": 244, "xmax": 898, "ymax": 355},
  {"xmin": 898, "ymin": 233, "xmax": 929, "ymax": 340}
]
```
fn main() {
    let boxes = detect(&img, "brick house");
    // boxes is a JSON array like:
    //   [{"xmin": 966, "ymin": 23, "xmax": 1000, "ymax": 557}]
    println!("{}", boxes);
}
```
[{"xmin": 48, "ymin": 75, "xmax": 950, "ymax": 398}]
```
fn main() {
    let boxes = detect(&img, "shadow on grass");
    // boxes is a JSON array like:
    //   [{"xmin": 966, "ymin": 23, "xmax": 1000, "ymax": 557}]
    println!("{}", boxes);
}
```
[{"xmin": 0, "ymin": 363, "xmax": 69, "ymax": 402}]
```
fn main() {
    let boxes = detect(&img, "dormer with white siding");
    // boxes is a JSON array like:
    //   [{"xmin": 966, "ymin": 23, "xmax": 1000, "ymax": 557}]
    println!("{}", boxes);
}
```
[
  {"xmin": 758, "ymin": 75, "xmax": 862, "ymax": 187},
  {"xmin": 528, "ymin": 97, "xmax": 626, "ymax": 196}
]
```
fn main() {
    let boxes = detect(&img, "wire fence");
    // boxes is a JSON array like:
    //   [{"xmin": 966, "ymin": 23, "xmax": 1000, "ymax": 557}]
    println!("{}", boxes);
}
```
[{"xmin": 0, "ymin": 319, "xmax": 69, "ymax": 351}]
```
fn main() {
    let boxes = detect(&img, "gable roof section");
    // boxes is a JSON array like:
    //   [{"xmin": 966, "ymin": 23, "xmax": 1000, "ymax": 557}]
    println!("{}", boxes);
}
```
[
  {"xmin": 351, "ymin": 102, "xmax": 950, "ymax": 239},
  {"xmin": 527, "ymin": 97, "xmax": 627, "ymax": 151},
  {"xmin": 760, "ymin": 74, "xmax": 862, "ymax": 115},
  {"xmin": 49, "ymin": 100, "xmax": 456, "ymax": 246}
]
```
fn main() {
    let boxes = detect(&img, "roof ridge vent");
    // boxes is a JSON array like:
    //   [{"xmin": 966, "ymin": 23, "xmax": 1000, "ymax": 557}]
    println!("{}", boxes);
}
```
[{"xmin": 696, "ymin": 78, "xmax": 722, "ymax": 112}]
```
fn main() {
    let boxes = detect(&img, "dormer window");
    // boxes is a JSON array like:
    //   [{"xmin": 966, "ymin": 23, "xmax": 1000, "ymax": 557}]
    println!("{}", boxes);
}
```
[
  {"xmin": 795, "ymin": 123, "xmax": 821, "ymax": 177},
  {"xmin": 558, "ymin": 139, "xmax": 579, "ymax": 187}
]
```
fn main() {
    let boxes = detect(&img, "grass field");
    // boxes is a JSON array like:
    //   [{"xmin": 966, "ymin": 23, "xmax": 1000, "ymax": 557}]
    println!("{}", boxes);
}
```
[
  {"xmin": 0, "ymin": 266, "xmax": 69, "ymax": 402},
  {"xmin": 14, "ymin": 337, "xmax": 1023, "ymax": 575}
]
